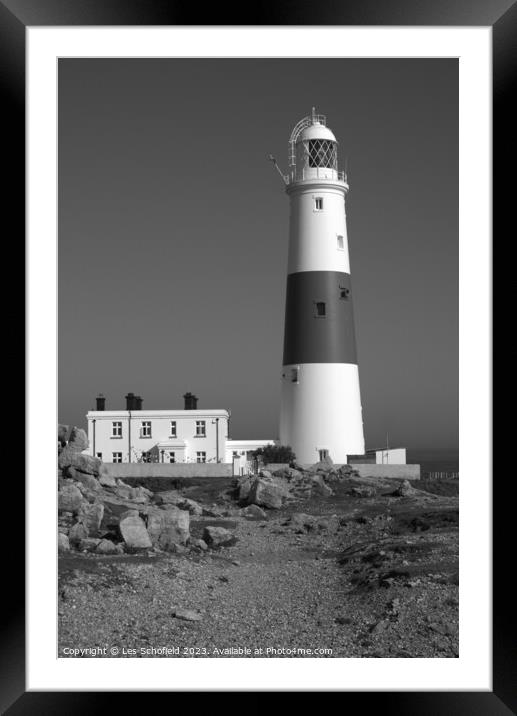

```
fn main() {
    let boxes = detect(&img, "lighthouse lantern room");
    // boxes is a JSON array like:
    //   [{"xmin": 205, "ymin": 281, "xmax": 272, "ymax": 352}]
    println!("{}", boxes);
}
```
[{"xmin": 278, "ymin": 109, "xmax": 365, "ymax": 464}]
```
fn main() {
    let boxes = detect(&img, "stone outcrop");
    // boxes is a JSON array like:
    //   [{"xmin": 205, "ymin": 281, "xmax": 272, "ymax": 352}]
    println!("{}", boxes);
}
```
[
  {"xmin": 58, "ymin": 484, "xmax": 84, "ymax": 514},
  {"xmin": 146, "ymin": 507, "xmax": 190, "ymax": 550},
  {"xmin": 203, "ymin": 525, "xmax": 236, "ymax": 548},
  {"xmin": 247, "ymin": 477, "xmax": 287, "ymax": 509},
  {"xmin": 119, "ymin": 510, "xmax": 152, "ymax": 549}
]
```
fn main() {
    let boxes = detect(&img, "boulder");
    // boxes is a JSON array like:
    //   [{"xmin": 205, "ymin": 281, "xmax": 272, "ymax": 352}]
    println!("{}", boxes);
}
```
[
  {"xmin": 247, "ymin": 477, "xmax": 286, "ymax": 509},
  {"xmin": 119, "ymin": 510, "xmax": 152, "ymax": 549},
  {"xmin": 290, "ymin": 513, "xmax": 317, "ymax": 532},
  {"xmin": 58, "ymin": 424, "xmax": 71, "ymax": 445},
  {"xmin": 394, "ymin": 479, "xmax": 416, "ymax": 497},
  {"xmin": 78, "ymin": 502, "xmax": 104, "ymax": 535},
  {"xmin": 259, "ymin": 469, "xmax": 273, "ymax": 479},
  {"xmin": 68, "ymin": 522, "xmax": 89, "ymax": 546},
  {"xmin": 174, "ymin": 497, "xmax": 203, "ymax": 516},
  {"xmin": 307, "ymin": 456, "xmax": 334, "ymax": 473},
  {"xmin": 58, "ymin": 533, "xmax": 70, "ymax": 552},
  {"xmin": 235, "ymin": 478, "xmax": 253, "ymax": 503},
  {"xmin": 203, "ymin": 525, "xmax": 236, "ymax": 548},
  {"xmin": 98, "ymin": 469, "xmax": 117, "ymax": 487},
  {"xmin": 95, "ymin": 539, "xmax": 120, "ymax": 555},
  {"xmin": 152, "ymin": 490, "xmax": 182, "ymax": 506},
  {"xmin": 58, "ymin": 450, "xmax": 101, "ymax": 475},
  {"xmin": 146, "ymin": 507, "xmax": 190, "ymax": 549},
  {"xmin": 190, "ymin": 538, "xmax": 208, "ymax": 551},
  {"xmin": 202, "ymin": 505, "xmax": 224, "ymax": 518},
  {"xmin": 68, "ymin": 427, "xmax": 89, "ymax": 451},
  {"xmin": 58, "ymin": 484, "xmax": 84, "ymax": 513},
  {"xmin": 78, "ymin": 537, "xmax": 102, "ymax": 552},
  {"xmin": 64, "ymin": 467, "xmax": 100, "ymax": 490},
  {"xmin": 350, "ymin": 486, "xmax": 377, "ymax": 498},
  {"xmin": 240, "ymin": 504, "xmax": 267, "ymax": 520},
  {"xmin": 309, "ymin": 474, "xmax": 334, "ymax": 497}
]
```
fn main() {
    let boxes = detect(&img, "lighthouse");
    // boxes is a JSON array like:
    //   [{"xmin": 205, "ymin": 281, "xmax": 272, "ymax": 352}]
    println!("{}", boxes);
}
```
[{"xmin": 278, "ymin": 109, "xmax": 365, "ymax": 464}]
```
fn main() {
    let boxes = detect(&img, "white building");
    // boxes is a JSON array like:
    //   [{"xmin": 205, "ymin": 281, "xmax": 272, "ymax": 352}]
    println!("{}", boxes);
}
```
[
  {"xmin": 86, "ymin": 392, "xmax": 272, "ymax": 465},
  {"xmin": 278, "ymin": 109, "xmax": 365, "ymax": 463}
]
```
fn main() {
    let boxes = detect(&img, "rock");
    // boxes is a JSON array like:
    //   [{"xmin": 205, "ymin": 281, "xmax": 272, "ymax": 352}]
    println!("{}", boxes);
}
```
[
  {"xmin": 146, "ymin": 506, "xmax": 190, "ymax": 549},
  {"xmin": 202, "ymin": 506, "xmax": 223, "ymax": 518},
  {"xmin": 68, "ymin": 522, "xmax": 89, "ymax": 545},
  {"xmin": 95, "ymin": 539, "xmax": 120, "ymax": 555},
  {"xmin": 98, "ymin": 469, "xmax": 117, "ymax": 487},
  {"xmin": 310, "ymin": 474, "xmax": 334, "ymax": 497},
  {"xmin": 64, "ymin": 467, "xmax": 100, "ymax": 490},
  {"xmin": 119, "ymin": 510, "xmax": 152, "ymax": 549},
  {"xmin": 394, "ymin": 480, "xmax": 416, "ymax": 497},
  {"xmin": 203, "ymin": 526, "xmax": 236, "ymax": 548},
  {"xmin": 78, "ymin": 537, "xmax": 102, "ymax": 552},
  {"xmin": 259, "ymin": 469, "xmax": 273, "ymax": 478},
  {"xmin": 78, "ymin": 502, "xmax": 104, "ymax": 535},
  {"xmin": 68, "ymin": 427, "xmax": 89, "ymax": 451},
  {"xmin": 350, "ymin": 486, "xmax": 377, "ymax": 498},
  {"xmin": 58, "ymin": 484, "xmax": 84, "ymax": 513},
  {"xmin": 153, "ymin": 490, "xmax": 182, "ymax": 505},
  {"xmin": 190, "ymin": 538, "xmax": 208, "ymax": 551},
  {"xmin": 172, "ymin": 608, "xmax": 202, "ymax": 622},
  {"xmin": 58, "ymin": 449, "xmax": 102, "ymax": 475},
  {"xmin": 58, "ymin": 424, "xmax": 71, "ymax": 445},
  {"xmin": 247, "ymin": 477, "xmax": 286, "ymax": 509},
  {"xmin": 236, "ymin": 478, "xmax": 253, "ymax": 503},
  {"xmin": 290, "ymin": 513, "xmax": 316, "ymax": 532},
  {"xmin": 307, "ymin": 456, "xmax": 334, "ymax": 472},
  {"xmin": 58, "ymin": 533, "xmax": 70, "ymax": 552},
  {"xmin": 240, "ymin": 504, "xmax": 267, "ymax": 520},
  {"xmin": 175, "ymin": 498, "xmax": 203, "ymax": 516}
]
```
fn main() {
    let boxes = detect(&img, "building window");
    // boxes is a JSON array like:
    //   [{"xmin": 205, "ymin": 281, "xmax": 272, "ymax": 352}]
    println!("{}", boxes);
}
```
[
  {"xmin": 314, "ymin": 197, "xmax": 323, "ymax": 211},
  {"xmin": 112, "ymin": 452, "xmax": 122, "ymax": 463},
  {"xmin": 170, "ymin": 420, "xmax": 177, "ymax": 437},
  {"xmin": 169, "ymin": 452, "xmax": 176, "ymax": 463},
  {"xmin": 195, "ymin": 420, "xmax": 206, "ymax": 437},
  {"xmin": 319, "ymin": 449, "xmax": 329, "ymax": 461},
  {"xmin": 315, "ymin": 301, "xmax": 326, "ymax": 317},
  {"xmin": 96, "ymin": 452, "xmax": 102, "ymax": 460},
  {"xmin": 141, "ymin": 421, "xmax": 152, "ymax": 438},
  {"xmin": 112, "ymin": 421, "xmax": 122, "ymax": 437},
  {"xmin": 196, "ymin": 451, "xmax": 207, "ymax": 463},
  {"xmin": 337, "ymin": 235, "xmax": 344, "ymax": 250},
  {"xmin": 232, "ymin": 451, "xmax": 239, "ymax": 458}
]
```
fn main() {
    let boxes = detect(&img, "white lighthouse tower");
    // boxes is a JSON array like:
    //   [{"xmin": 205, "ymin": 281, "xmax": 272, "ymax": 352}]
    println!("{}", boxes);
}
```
[{"xmin": 278, "ymin": 109, "xmax": 365, "ymax": 464}]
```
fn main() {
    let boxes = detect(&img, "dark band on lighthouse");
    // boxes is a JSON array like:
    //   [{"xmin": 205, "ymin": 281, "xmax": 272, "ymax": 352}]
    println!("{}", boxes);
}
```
[{"xmin": 283, "ymin": 271, "xmax": 358, "ymax": 366}]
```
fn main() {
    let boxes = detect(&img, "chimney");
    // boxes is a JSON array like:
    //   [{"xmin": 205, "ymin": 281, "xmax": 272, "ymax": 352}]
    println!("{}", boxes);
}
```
[
  {"xmin": 135, "ymin": 396, "xmax": 143, "ymax": 410},
  {"xmin": 183, "ymin": 392, "xmax": 198, "ymax": 410},
  {"xmin": 96, "ymin": 394, "xmax": 106, "ymax": 411},
  {"xmin": 125, "ymin": 392, "xmax": 137, "ymax": 410}
]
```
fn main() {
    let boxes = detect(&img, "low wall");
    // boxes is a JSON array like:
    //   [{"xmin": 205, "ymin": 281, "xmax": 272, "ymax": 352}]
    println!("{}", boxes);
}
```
[
  {"xmin": 353, "ymin": 464, "xmax": 421, "ymax": 480},
  {"xmin": 102, "ymin": 463, "xmax": 233, "ymax": 479}
]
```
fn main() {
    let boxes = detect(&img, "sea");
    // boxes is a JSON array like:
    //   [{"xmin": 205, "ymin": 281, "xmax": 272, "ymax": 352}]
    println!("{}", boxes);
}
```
[{"xmin": 407, "ymin": 448, "xmax": 459, "ymax": 477}]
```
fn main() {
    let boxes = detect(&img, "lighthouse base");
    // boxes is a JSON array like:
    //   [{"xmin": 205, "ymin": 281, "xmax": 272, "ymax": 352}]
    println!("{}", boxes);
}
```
[{"xmin": 280, "ymin": 363, "xmax": 365, "ymax": 465}]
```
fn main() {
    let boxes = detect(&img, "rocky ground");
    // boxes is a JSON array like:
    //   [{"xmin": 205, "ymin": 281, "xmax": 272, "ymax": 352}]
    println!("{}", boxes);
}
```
[{"xmin": 58, "ymin": 450, "xmax": 459, "ymax": 659}]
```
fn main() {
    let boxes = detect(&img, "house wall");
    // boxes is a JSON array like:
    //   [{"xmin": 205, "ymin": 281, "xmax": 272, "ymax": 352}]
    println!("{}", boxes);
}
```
[
  {"xmin": 101, "ymin": 462, "xmax": 233, "ymax": 478},
  {"xmin": 86, "ymin": 410, "xmax": 228, "ymax": 463},
  {"xmin": 353, "ymin": 464, "xmax": 420, "ymax": 480}
]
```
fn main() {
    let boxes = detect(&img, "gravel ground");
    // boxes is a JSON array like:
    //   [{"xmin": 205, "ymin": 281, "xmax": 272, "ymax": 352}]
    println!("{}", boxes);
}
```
[{"xmin": 59, "ymin": 480, "xmax": 458, "ymax": 658}]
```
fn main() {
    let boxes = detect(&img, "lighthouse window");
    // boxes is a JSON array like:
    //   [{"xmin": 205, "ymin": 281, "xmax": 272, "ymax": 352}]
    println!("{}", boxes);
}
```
[
  {"xmin": 337, "ymin": 235, "xmax": 344, "ymax": 250},
  {"xmin": 314, "ymin": 197, "xmax": 323, "ymax": 211},
  {"xmin": 308, "ymin": 139, "xmax": 337, "ymax": 168},
  {"xmin": 340, "ymin": 287, "xmax": 350, "ymax": 299},
  {"xmin": 291, "ymin": 367, "xmax": 299, "ymax": 383},
  {"xmin": 315, "ymin": 301, "xmax": 326, "ymax": 317}
]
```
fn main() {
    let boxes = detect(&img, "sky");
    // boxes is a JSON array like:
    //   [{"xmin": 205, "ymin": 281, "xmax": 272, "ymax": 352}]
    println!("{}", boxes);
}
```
[{"xmin": 58, "ymin": 58, "xmax": 458, "ymax": 451}]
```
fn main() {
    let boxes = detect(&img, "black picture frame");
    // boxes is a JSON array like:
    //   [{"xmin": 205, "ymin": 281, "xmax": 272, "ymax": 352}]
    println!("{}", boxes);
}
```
[{"xmin": 5, "ymin": 0, "xmax": 511, "ymax": 711}]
